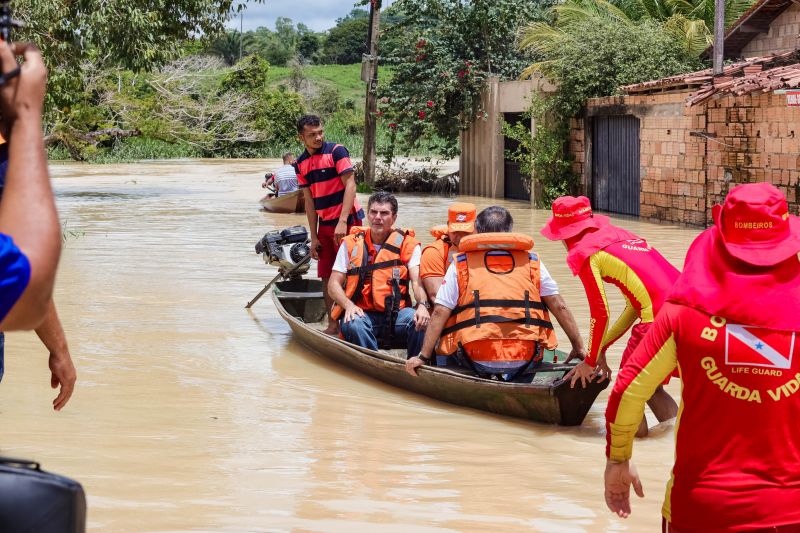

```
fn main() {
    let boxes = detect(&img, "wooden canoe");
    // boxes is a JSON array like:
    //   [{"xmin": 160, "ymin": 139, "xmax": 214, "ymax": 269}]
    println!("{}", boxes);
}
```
[
  {"xmin": 260, "ymin": 189, "xmax": 305, "ymax": 214},
  {"xmin": 272, "ymin": 278, "xmax": 608, "ymax": 426}
]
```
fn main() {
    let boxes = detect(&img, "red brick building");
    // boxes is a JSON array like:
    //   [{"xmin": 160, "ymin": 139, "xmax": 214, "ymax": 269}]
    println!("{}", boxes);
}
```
[{"xmin": 569, "ymin": 0, "xmax": 800, "ymax": 226}]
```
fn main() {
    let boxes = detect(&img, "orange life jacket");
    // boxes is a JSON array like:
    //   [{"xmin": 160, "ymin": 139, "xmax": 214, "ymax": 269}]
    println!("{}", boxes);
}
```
[
  {"xmin": 424, "ymin": 227, "xmax": 460, "ymax": 270},
  {"xmin": 444, "ymin": 232, "xmax": 558, "ymax": 379},
  {"xmin": 331, "ymin": 226, "xmax": 419, "ymax": 320},
  {"xmin": 422, "ymin": 226, "xmax": 460, "ymax": 357}
]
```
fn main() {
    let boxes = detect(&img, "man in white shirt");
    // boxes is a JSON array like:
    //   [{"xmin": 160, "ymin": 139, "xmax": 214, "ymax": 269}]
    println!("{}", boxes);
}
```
[
  {"xmin": 406, "ymin": 206, "xmax": 586, "ymax": 378},
  {"xmin": 328, "ymin": 192, "xmax": 429, "ymax": 355},
  {"xmin": 263, "ymin": 152, "xmax": 298, "ymax": 197}
]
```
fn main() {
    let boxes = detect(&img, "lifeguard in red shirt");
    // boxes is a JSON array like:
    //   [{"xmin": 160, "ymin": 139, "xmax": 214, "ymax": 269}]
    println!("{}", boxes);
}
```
[
  {"xmin": 541, "ymin": 196, "xmax": 678, "ymax": 436},
  {"xmin": 295, "ymin": 115, "xmax": 364, "ymax": 335},
  {"xmin": 604, "ymin": 182, "xmax": 800, "ymax": 532}
]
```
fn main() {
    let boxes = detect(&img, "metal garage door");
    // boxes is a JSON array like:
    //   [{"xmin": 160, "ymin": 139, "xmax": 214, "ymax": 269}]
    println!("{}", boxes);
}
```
[{"xmin": 592, "ymin": 115, "xmax": 640, "ymax": 216}]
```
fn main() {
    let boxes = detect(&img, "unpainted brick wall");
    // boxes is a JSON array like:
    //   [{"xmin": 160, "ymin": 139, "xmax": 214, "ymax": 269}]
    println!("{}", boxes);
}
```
[
  {"xmin": 741, "ymin": 3, "xmax": 800, "ymax": 57},
  {"xmin": 571, "ymin": 89, "xmax": 800, "ymax": 227},
  {"xmin": 706, "ymin": 92, "xmax": 800, "ymax": 222}
]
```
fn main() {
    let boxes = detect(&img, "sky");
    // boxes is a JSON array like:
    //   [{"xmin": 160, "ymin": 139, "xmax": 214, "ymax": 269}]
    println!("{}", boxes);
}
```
[{"xmin": 228, "ymin": 0, "xmax": 398, "ymax": 33}]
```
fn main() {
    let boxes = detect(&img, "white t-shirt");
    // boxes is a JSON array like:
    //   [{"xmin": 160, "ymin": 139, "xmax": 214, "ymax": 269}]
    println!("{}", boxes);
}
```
[
  {"xmin": 332, "ymin": 241, "xmax": 422, "ymax": 274},
  {"xmin": 434, "ymin": 259, "xmax": 559, "ymax": 309}
]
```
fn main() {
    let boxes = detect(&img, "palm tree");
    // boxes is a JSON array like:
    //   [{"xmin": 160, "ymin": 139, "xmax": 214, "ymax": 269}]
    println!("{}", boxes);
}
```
[
  {"xmin": 208, "ymin": 30, "xmax": 253, "ymax": 67},
  {"xmin": 518, "ymin": 0, "xmax": 755, "ymax": 76}
]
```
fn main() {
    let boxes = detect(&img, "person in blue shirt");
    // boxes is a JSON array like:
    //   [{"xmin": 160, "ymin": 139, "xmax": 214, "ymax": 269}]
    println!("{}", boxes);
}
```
[{"xmin": 0, "ymin": 41, "xmax": 75, "ymax": 408}]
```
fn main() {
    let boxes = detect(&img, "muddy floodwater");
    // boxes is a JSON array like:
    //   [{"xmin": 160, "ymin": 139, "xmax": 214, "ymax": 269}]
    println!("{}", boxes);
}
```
[{"xmin": 0, "ymin": 159, "xmax": 703, "ymax": 532}]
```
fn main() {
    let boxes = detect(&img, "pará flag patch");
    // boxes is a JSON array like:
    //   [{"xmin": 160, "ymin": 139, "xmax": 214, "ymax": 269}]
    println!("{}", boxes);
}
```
[{"xmin": 725, "ymin": 324, "xmax": 795, "ymax": 369}]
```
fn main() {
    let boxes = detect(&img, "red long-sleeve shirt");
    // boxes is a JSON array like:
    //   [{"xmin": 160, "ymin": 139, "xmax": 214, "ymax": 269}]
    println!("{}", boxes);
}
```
[
  {"xmin": 606, "ymin": 302, "xmax": 800, "ymax": 531},
  {"xmin": 579, "ymin": 239, "xmax": 679, "ymax": 366}
]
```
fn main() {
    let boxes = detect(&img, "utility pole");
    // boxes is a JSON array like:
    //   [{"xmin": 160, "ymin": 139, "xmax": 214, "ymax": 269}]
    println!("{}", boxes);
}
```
[
  {"xmin": 713, "ymin": 0, "xmax": 725, "ymax": 75},
  {"xmin": 239, "ymin": 11, "xmax": 244, "ymax": 62},
  {"xmin": 362, "ymin": 0, "xmax": 381, "ymax": 186}
]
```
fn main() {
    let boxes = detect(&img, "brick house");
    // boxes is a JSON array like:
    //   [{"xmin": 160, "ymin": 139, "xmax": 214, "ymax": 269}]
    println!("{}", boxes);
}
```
[{"xmin": 569, "ymin": 0, "xmax": 800, "ymax": 226}]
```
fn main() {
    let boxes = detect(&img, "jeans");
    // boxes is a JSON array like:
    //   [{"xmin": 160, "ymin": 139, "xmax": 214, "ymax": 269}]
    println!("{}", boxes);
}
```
[{"xmin": 340, "ymin": 307, "xmax": 425, "ymax": 357}]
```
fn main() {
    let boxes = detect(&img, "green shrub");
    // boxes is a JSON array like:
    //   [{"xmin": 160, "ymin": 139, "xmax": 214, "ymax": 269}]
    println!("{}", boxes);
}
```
[
  {"xmin": 543, "ymin": 19, "xmax": 703, "ymax": 119},
  {"xmin": 220, "ymin": 54, "xmax": 270, "ymax": 94},
  {"xmin": 310, "ymin": 85, "xmax": 342, "ymax": 117},
  {"xmin": 259, "ymin": 90, "xmax": 305, "ymax": 145}
]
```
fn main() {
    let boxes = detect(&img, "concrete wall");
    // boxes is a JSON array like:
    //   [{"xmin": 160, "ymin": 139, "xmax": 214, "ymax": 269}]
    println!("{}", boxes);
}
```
[
  {"xmin": 742, "ymin": 3, "xmax": 800, "ymax": 57},
  {"xmin": 459, "ymin": 75, "xmax": 557, "ymax": 200},
  {"xmin": 569, "ymin": 89, "xmax": 800, "ymax": 226}
]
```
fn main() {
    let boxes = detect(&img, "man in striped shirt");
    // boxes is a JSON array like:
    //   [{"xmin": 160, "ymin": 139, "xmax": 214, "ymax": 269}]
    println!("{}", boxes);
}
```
[
  {"xmin": 263, "ymin": 152, "xmax": 298, "ymax": 197},
  {"xmin": 295, "ymin": 115, "xmax": 364, "ymax": 335}
]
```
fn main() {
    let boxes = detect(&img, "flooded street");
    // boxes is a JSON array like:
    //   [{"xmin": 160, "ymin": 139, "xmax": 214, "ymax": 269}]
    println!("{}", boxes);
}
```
[{"xmin": 0, "ymin": 159, "xmax": 702, "ymax": 532}]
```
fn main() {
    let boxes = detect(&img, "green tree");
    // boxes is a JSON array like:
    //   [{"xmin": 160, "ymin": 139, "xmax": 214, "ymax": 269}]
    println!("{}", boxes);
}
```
[
  {"xmin": 378, "ymin": 0, "xmax": 542, "ymax": 158},
  {"xmin": 209, "ymin": 31, "xmax": 245, "ymax": 66},
  {"xmin": 274, "ymin": 17, "xmax": 298, "ymax": 50},
  {"xmin": 321, "ymin": 13, "xmax": 370, "ymax": 64},
  {"xmin": 239, "ymin": 21, "xmax": 305, "ymax": 67},
  {"xmin": 16, "ymin": 1, "xmax": 262, "ymax": 110},
  {"xmin": 297, "ymin": 33, "xmax": 322, "ymax": 60},
  {"xmin": 263, "ymin": 41, "xmax": 293, "ymax": 66},
  {"xmin": 337, "ymin": 8, "xmax": 370, "ymax": 23}
]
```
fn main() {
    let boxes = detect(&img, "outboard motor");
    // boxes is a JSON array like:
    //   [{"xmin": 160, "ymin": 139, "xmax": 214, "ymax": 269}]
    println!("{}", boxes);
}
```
[{"xmin": 254, "ymin": 225, "xmax": 311, "ymax": 278}]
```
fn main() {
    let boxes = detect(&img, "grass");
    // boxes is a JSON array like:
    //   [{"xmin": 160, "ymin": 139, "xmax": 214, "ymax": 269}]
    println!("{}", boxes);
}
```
[
  {"xmin": 92, "ymin": 138, "xmax": 201, "ymax": 163},
  {"xmin": 48, "ymin": 138, "xmax": 201, "ymax": 163},
  {"xmin": 266, "ymin": 63, "xmax": 393, "ymax": 104},
  {"xmin": 61, "ymin": 219, "xmax": 85, "ymax": 243}
]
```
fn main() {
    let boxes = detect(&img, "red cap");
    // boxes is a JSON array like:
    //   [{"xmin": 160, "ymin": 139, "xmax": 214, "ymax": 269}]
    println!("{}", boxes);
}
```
[
  {"xmin": 540, "ymin": 196, "xmax": 609, "ymax": 241},
  {"xmin": 713, "ymin": 182, "xmax": 800, "ymax": 266}
]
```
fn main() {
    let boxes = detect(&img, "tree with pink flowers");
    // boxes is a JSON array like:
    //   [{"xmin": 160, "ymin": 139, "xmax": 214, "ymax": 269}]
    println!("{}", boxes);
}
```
[{"xmin": 376, "ymin": 0, "xmax": 548, "ymax": 161}]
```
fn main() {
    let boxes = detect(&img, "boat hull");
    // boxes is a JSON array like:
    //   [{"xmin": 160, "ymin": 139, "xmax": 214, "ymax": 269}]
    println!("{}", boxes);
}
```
[
  {"xmin": 260, "ymin": 189, "xmax": 305, "ymax": 213},
  {"xmin": 272, "ymin": 279, "xmax": 608, "ymax": 425}
]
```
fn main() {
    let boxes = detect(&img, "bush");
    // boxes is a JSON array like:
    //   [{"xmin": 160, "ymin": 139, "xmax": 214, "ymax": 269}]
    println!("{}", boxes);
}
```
[
  {"xmin": 310, "ymin": 85, "xmax": 342, "ymax": 117},
  {"xmin": 543, "ymin": 19, "xmax": 703, "ymax": 119},
  {"xmin": 220, "ymin": 54, "xmax": 270, "ymax": 94},
  {"xmin": 259, "ymin": 89, "xmax": 305, "ymax": 145}
]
